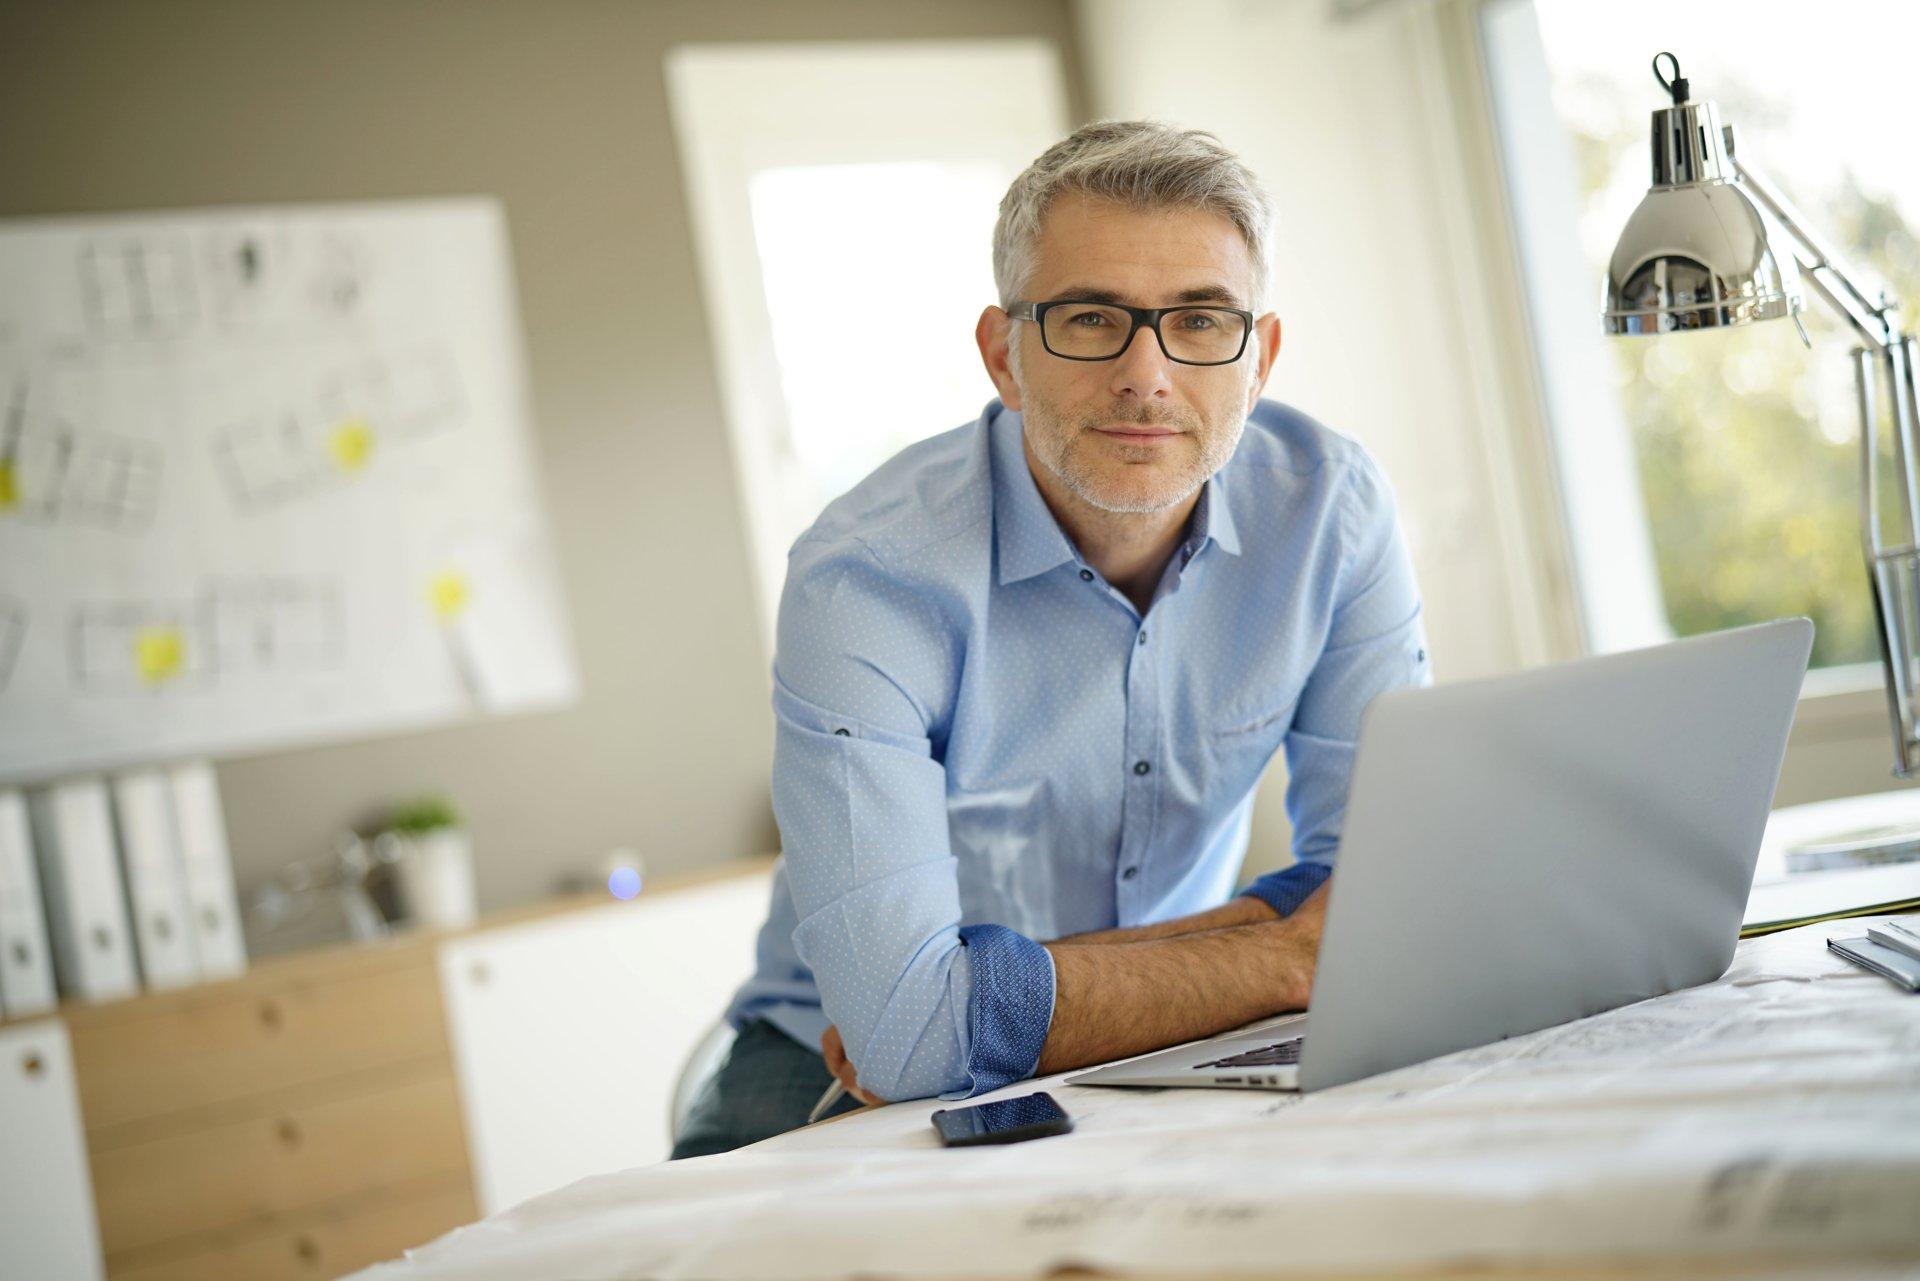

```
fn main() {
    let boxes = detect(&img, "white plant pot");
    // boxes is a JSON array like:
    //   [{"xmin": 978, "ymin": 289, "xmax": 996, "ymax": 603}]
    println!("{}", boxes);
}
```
[{"xmin": 393, "ymin": 828, "xmax": 478, "ymax": 929}]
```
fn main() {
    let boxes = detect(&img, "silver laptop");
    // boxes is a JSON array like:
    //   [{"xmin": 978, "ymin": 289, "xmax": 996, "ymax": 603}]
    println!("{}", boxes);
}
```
[{"xmin": 1068, "ymin": 618, "xmax": 1813, "ymax": 1095}]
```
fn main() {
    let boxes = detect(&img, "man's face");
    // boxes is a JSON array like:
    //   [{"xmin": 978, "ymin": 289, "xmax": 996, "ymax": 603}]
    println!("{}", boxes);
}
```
[{"xmin": 988, "ymin": 192, "xmax": 1279, "ymax": 515}]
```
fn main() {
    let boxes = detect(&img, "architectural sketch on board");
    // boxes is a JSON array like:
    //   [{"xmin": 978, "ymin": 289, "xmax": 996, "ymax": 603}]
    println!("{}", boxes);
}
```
[{"xmin": 0, "ymin": 200, "xmax": 577, "ymax": 778}]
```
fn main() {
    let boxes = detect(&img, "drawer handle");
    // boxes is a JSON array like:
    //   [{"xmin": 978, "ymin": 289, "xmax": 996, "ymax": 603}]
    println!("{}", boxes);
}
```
[
  {"xmin": 277, "ymin": 1118, "xmax": 302, "ymax": 1148},
  {"xmin": 20, "ymin": 1051, "xmax": 42, "ymax": 1079},
  {"xmin": 259, "ymin": 999, "xmax": 283, "ymax": 1031},
  {"xmin": 294, "ymin": 1233, "xmax": 321, "ymax": 1265}
]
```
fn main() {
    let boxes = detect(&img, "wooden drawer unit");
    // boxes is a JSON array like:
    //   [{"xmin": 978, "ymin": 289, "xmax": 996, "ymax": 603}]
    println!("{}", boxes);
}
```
[
  {"xmin": 59, "ymin": 930, "xmax": 480, "ymax": 1279},
  {"xmin": 67, "ymin": 954, "xmax": 451, "ymax": 1141}
]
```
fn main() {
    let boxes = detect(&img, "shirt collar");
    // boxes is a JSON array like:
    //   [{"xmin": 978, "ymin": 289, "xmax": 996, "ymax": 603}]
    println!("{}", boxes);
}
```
[
  {"xmin": 991, "ymin": 401, "xmax": 1079, "ymax": 585},
  {"xmin": 1189, "ymin": 462, "xmax": 1243, "ymax": 560},
  {"xmin": 990, "ymin": 400, "xmax": 1243, "ymax": 587}
]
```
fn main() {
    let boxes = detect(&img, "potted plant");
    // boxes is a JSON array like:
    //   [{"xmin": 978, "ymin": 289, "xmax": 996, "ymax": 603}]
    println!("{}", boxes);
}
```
[{"xmin": 377, "ymin": 793, "xmax": 478, "ymax": 929}]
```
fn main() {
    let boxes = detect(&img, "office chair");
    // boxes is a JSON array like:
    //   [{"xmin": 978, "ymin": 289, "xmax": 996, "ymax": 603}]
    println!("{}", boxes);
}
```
[{"xmin": 668, "ymin": 1016, "xmax": 738, "ymax": 1143}]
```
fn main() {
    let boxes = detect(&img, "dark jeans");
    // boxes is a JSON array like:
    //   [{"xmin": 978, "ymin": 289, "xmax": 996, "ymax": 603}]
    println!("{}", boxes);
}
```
[{"xmin": 669, "ymin": 1018, "xmax": 866, "ymax": 1160}]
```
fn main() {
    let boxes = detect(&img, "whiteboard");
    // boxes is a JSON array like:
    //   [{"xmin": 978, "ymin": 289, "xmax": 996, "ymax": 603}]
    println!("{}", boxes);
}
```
[{"xmin": 0, "ymin": 199, "xmax": 577, "ymax": 780}]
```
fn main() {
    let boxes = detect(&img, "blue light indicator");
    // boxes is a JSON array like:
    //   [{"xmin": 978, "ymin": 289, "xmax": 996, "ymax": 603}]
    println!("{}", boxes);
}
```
[{"xmin": 608, "ymin": 866, "xmax": 642, "ymax": 900}]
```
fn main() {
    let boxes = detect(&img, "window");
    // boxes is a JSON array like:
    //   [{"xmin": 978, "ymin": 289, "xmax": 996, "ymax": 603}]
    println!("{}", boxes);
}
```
[
  {"xmin": 1483, "ymin": 0, "xmax": 1920, "ymax": 673},
  {"xmin": 747, "ymin": 160, "xmax": 1011, "ymax": 519},
  {"xmin": 666, "ymin": 41, "xmax": 1070, "ymax": 651}
]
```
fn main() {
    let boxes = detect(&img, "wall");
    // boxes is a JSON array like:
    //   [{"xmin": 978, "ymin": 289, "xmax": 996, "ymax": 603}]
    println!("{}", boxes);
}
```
[{"xmin": 0, "ymin": 0, "xmax": 1086, "ymax": 911}]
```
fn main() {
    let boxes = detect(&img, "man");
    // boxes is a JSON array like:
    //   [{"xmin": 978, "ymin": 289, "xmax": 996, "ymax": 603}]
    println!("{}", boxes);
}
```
[{"xmin": 670, "ymin": 120, "xmax": 1430, "ymax": 1159}]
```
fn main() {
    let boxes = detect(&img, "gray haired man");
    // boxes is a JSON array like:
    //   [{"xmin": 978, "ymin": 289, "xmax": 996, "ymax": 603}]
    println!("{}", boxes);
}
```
[{"xmin": 672, "ymin": 120, "xmax": 1430, "ymax": 1159}]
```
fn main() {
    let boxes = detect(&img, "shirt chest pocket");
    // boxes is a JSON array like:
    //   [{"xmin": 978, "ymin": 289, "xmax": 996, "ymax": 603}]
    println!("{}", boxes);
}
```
[{"xmin": 1202, "ymin": 694, "xmax": 1300, "ymax": 803}]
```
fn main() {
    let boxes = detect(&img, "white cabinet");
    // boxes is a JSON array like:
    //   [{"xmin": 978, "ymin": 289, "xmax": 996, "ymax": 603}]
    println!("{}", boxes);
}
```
[
  {"xmin": 0, "ymin": 1019, "xmax": 103, "ymax": 1281},
  {"xmin": 438, "ymin": 869, "xmax": 773, "ymax": 1214}
]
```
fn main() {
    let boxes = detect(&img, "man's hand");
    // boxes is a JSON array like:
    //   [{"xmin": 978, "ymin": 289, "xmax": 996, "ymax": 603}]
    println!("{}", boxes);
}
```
[{"xmin": 819, "ymin": 1025, "xmax": 884, "ymax": 1106}]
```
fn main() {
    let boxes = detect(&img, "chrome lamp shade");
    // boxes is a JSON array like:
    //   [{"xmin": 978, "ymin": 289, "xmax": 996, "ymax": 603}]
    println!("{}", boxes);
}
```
[{"xmin": 1601, "ymin": 97, "xmax": 1803, "ymax": 335}]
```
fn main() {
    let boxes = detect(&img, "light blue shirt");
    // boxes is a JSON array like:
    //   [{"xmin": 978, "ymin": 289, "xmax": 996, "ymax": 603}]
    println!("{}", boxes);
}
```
[{"xmin": 724, "ymin": 397, "xmax": 1431, "ymax": 1102}]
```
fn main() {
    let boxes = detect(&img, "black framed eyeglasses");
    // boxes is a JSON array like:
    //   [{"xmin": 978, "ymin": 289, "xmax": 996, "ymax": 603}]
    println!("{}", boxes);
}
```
[{"xmin": 1008, "ymin": 298, "xmax": 1255, "ymax": 366}]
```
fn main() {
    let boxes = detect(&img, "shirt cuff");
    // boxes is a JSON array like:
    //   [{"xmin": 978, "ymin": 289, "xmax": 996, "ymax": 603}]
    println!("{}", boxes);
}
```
[
  {"xmin": 956, "ymin": 923, "xmax": 1055, "ymax": 1095},
  {"xmin": 1238, "ymin": 861, "xmax": 1332, "ymax": 917}
]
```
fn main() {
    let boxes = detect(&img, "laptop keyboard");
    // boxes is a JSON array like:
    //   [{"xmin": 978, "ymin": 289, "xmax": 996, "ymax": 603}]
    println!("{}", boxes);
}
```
[{"xmin": 1192, "ymin": 1037, "xmax": 1303, "ymax": 1070}]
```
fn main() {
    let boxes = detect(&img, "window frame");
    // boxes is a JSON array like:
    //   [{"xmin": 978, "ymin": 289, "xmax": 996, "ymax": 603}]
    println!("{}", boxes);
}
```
[{"xmin": 1440, "ymin": 0, "xmax": 1890, "ymax": 738}]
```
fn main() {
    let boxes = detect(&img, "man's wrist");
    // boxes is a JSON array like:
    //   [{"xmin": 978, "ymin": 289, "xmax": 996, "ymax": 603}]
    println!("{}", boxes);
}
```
[
  {"xmin": 1238, "ymin": 862, "xmax": 1332, "ymax": 918},
  {"xmin": 1232, "ymin": 894, "xmax": 1280, "ymax": 923}
]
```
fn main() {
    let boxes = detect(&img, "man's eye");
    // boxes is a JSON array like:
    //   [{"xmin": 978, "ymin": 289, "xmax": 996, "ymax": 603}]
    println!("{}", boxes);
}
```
[
  {"xmin": 1066, "ymin": 310, "xmax": 1113, "ymax": 326},
  {"xmin": 1178, "ymin": 313, "xmax": 1218, "ymax": 330}
]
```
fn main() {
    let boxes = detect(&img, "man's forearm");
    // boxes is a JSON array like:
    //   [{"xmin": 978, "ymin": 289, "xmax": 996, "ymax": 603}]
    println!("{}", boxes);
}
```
[
  {"xmin": 1049, "ymin": 894, "xmax": 1277, "ymax": 947},
  {"xmin": 1034, "ymin": 887, "xmax": 1324, "ymax": 1076}
]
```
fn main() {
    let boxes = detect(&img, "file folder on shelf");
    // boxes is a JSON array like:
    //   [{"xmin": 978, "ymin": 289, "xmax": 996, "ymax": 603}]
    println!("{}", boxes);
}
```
[
  {"xmin": 28, "ymin": 779, "xmax": 139, "ymax": 1002},
  {"xmin": 167, "ymin": 762, "xmax": 247, "ymax": 979},
  {"xmin": 0, "ymin": 790, "xmax": 57, "ymax": 1017},
  {"xmin": 110, "ymin": 770, "xmax": 201, "ymax": 990}
]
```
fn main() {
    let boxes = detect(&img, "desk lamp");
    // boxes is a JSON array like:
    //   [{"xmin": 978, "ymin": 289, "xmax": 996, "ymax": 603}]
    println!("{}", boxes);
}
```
[{"xmin": 1603, "ymin": 52, "xmax": 1920, "ymax": 779}]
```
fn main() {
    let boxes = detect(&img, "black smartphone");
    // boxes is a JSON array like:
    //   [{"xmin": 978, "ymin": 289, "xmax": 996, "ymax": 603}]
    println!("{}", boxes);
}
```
[{"xmin": 930, "ymin": 1091, "xmax": 1074, "ymax": 1147}]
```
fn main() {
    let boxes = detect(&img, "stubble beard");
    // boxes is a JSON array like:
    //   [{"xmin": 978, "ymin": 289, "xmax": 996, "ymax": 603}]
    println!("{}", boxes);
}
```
[{"xmin": 1019, "ymin": 381, "xmax": 1247, "ymax": 516}]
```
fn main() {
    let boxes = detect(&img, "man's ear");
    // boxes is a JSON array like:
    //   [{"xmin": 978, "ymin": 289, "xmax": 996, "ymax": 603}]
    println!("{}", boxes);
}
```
[
  {"xmin": 977, "ymin": 305, "xmax": 1023, "ymax": 411},
  {"xmin": 1245, "ymin": 312, "xmax": 1282, "ymax": 413}
]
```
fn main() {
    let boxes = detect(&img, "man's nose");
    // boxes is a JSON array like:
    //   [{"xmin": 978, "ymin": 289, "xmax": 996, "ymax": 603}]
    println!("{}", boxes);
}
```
[{"xmin": 1107, "ymin": 322, "xmax": 1175, "ymax": 399}]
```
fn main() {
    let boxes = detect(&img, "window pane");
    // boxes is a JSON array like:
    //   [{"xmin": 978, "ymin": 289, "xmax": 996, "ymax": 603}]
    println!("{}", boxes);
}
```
[
  {"xmin": 748, "ymin": 161, "xmax": 1010, "ymax": 521},
  {"xmin": 1534, "ymin": 0, "xmax": 1920, "ymax": 669}
]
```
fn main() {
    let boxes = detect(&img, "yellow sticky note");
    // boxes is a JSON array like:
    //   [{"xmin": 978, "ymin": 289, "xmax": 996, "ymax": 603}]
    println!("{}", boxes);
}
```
[
  {"xmin": 329, "ymin": 417, "xmax": 375, "ymax": 472},
  {"xmin": 0, "ymin": 459, "xmax": 16, "ymax": 510},
  {"xmin": 428, "ymin": 570, "xmax": 471, "ymax": 621},
  {"xmin": 134, "ymin": 627, "xmax": 187, "ymax": 684}
]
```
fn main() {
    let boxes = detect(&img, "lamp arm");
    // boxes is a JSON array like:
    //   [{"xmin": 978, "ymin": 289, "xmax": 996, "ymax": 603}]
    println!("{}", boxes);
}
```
[
  {"xmin": 1727, "ymin": 138, "xmax": 1898, "ymax": 349},
  {"xmin": 1723, "ymin": 132, "xmax": 1920, "ymax": 777}
]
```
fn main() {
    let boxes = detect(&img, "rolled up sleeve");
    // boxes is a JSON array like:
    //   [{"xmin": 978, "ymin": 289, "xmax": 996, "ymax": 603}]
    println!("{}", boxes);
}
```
[
  {"xmin": 773, "ymin": 539, "xmax": 1055, "ymax": 1101},
  {"xmin": 1239, "ymin": 860, "xmax": 1333, "ymax": 917}
]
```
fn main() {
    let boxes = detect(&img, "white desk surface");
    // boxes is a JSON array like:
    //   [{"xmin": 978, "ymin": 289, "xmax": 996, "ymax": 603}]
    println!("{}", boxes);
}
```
[{"xmin": 353, "ymin": 916, "xmax": 1920, "ymax": 1281}]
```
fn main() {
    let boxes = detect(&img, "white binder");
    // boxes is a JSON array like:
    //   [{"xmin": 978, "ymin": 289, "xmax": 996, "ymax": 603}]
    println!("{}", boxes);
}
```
[
  {"xmin": 28, "ymin": 779, "xmax": 139, "ymax": 1002},
  {"xmin": 0, "ymin": 790, "xmax": 57, "ymax": 1016},
  {"xmin": 167, "ymin": 762, "xmax": 247, "ymax": 979},
  {"xmin": 109, "ymin": 771, "xmax": 201, "ymax": 990}
]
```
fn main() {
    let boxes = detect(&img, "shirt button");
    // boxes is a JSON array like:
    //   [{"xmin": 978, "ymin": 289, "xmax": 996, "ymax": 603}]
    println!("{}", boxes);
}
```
[
  {"xmin": 1137, "ymin": 630, "xmax": 1148, "ymax": 645},
  {"xmin": 1132, "ymin": 760, "xmax": 1151, "ymax": 776},
  {"xmin": 1121, "ymin": 866, "xmax": 1139, "ymax": 880},
  {"xmin": 1417, "ymin": 648, "xmax": 1427, "ymax": 662},
  {"xmin": 833, "ymin": 728, "xmax": 850, "ymax": 736},
  {"xmin": 1079, "ymin": 568, "xmax": 1095, "ymax": 582}
]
